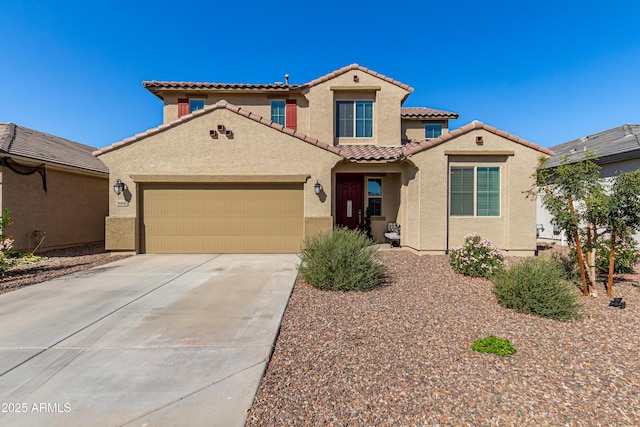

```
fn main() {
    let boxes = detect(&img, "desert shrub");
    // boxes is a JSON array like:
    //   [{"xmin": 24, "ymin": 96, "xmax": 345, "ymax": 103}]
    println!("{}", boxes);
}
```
[
  {"xmin": 550, "ymin": 251, "xmax": 581, "ymax": 281},
  {"xmin": 493, "ymin": 257, "xmax": 582, "ymax": 320},
  {"xmin": 595, "ymin": 233, "xmax": 639, "ymax": 274},
  {"xmin": 471, "ymin": 334, "xmax": 517, "ymax": 357},
  {"xmin": 449, "ymin": 233, "xmax": 505, "ymax": 279},
  {"xmin": 298, "ymin": 227, "xmax": 383, "ymax": 291}
]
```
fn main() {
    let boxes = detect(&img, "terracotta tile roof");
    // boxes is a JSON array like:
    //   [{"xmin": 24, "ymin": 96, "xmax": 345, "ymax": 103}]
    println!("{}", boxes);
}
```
[
  {"xmin": 336, "ymin": 145, "xmax": 408, "ymax": 161},
  {"xmin": 93, "ymin": 101, "xmax": 343, "ymax": 158},
  {"xmin": 305, "ymin": 64, "xmax": 414, "ymax": 92},
  {"xmin": 143, "ymin": 64, "xmax": 413, "ymax": 96},
  {"xmin": 0, "ymin": 123, "xmax": 108, "ymax": 173},
  {"xmin": 401, "ymin": 107, "xmax": 459, "ymax": 119},
  {"xmin": 143, "ymin": 81, "xmax": 301, "ymax": 91},
  {"xmin": 401, "ymin": 121, "xmax": 555, "ymax": 157},
  {"xmin": 545, "ymin": 123, "xmax": 640, "ymax": 168}
]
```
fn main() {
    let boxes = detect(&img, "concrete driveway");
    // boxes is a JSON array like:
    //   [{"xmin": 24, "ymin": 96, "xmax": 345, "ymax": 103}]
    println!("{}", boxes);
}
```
[{"xmin": 0, "ymin": 254, "xmax": 298, "ymax": 427}]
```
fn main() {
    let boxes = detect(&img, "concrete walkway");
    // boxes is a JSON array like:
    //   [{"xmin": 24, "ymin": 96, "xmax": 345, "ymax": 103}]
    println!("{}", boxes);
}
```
[{"xmin": 0, "ymin": 254, "xmax": 298, "ymax": 427}]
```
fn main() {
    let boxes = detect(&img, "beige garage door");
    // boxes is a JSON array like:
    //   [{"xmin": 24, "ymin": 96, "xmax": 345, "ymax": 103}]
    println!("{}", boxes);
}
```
[{"xmin": 141, "ymin": 183, "xmax": 304, "ymax": 253}]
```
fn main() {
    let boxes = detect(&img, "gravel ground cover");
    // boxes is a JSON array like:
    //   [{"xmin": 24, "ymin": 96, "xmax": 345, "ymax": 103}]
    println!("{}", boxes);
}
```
[
  {"xmin": 0, "ymin": 243, "xmax": 131, "ymax": 294},
  {"xmin": 247, "ymin": 250, "xmax": 640, "ymax": 426}
]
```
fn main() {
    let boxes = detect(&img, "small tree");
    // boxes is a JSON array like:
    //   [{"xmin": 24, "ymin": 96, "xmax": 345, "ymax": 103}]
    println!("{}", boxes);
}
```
[
  {"xmin": 533, "ymin": 154, "xmax": 640, "ymax": 296},
  {"xmin": 532, "ymin": 154, "xmax": 601, "ymax": 295}
]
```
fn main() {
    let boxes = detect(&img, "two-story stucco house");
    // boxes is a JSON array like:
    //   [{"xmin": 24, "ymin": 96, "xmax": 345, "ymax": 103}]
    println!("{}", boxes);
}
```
[{"xmin": 94, "ymin": 64, "xmax": 553, "ymax": 255}]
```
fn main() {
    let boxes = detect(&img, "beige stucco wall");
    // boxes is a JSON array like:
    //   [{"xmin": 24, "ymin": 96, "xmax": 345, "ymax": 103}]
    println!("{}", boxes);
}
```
[
  {"xmin": 161, "ymin": 93, "xmax": 310, "ymax": 136},
  {"xmin": 1, "ymin": 167, "xmax": 108, "ymax": 251},
  {"xmin": 406, "ymin": 129, "xmax": 547, "ymax": 255},
  {"xmin": 97, "ymin": 107, "xmax": 341, "ymax": 252},
  {"xmin": 304, "ymin": 72, "xmax": 410, "ymax": 147},
  {"xmin": 402, "ymin": 120, "xmax": 449, "ymax": 142}
]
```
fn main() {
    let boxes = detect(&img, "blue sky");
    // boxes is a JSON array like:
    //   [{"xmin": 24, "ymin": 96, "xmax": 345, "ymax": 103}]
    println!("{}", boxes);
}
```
[{"xmin": 1, "ymin": 0, "xmax": 639, "ymax": 149}]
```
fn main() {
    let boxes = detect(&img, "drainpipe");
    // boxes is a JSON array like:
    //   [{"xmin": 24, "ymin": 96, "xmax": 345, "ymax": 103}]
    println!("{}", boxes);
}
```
[{"xmin": 445, "ymin": 155, "xmax": 450, "ymax": 253}]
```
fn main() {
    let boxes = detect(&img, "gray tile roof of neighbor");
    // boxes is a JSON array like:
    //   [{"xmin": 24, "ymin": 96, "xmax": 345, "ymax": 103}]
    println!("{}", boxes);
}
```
[
  {"xmin": 545, "ymin": 124, "xmax": 640, "ymax": 168},
  {"xmin": 0, "ymin": 123, "xmax": 108, "ymax": 174}
]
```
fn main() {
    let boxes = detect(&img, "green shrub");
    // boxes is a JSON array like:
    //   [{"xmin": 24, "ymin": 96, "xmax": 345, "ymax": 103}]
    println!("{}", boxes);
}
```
[
  {"xmin": 298, "ymin": 227, "xmax": 383, "ymax": 291},
  {"xmin": 471, "ymin": 334, "xmax": 517, "ymax": 357},
  {"xmin": 492, "ymin": 257, "xmax": 582, "ymax": 320},
  {"xmin": 595, "ymin": 233, "xmax": 639, "ymax": 274},
  {"xmin": 550, "ymin": 251, "xmax": 581, "ymax": 282},
  {"xmin": 449, "ymin": 233, "xmax": 505, "ymax": 279},
  {"xmin": 0, "ymin": 208, "xmax": 14, "ymax": 277}
]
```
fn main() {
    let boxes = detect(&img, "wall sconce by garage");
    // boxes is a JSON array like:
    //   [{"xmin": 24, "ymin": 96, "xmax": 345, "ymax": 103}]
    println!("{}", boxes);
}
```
[
  {"xmin": 209, "ymin": 129, "xmax": 218, "ymax": 138},
  {"xmin": 113, "ymin": 179, "xmax": 126, "ymax": 196},
  {"xmin": 314, "ymin": 180, "xmax": 322, "ymax": 195}
]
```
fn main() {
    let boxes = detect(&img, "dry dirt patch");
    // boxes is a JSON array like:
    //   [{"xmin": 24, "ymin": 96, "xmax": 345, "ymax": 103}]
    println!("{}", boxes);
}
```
[
  {"xmin": 1, "ymin": 243, "xmax": 131, "ymax": 295},
  {"xmin": 247, "ymin": 250, "xmax": 639, "ymax": 426}
]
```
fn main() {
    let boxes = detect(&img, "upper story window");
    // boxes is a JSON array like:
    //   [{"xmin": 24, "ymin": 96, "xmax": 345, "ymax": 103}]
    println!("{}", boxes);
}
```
[
  {"xmin": 271, "ymin": 99, "xmax": 297, "ymax": 130},
  {"xmin": 271, "ymin": 100, "xmax": 286, "ymax": 125},
  {"xmin": 450, "ymin": 166, "xmax": 500, "ymax": 216},
  {"xmin": 189, "ymin": 99, "xmax": 205, "ymax": 112},
  {"xmin": 178, "ymin": 98, "xmax": 205, "ymax": 118},
  {"xmin": 425, "ymin": 124, "xmax": 443, "ymax": 139},
  {"xmin": 336, "ymin": 100, "xmax": 373, "ymax": 138}
]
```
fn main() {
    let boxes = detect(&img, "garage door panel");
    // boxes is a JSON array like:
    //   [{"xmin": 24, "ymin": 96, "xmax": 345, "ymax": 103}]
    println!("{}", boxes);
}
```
[
  {"xmin": 141, "ymin": 184, "xmax": 304, "ymax": 253},
  {"xmin": 144, "ymin": 235, "xmax": 303, "ymax": 254},
  {"xmin": 145, "ymin": 216, "xmax": 302, "ymax": 236}
]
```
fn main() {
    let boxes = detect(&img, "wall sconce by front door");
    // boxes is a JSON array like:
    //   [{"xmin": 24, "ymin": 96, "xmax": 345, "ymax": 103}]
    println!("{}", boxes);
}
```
[
  {"xmin": 314, "ymin": 180, "xmax": 323, "ymax": 195},
  {"xmin": 113, "ymin": 179, "xmax": 125, "ymax": 196}
]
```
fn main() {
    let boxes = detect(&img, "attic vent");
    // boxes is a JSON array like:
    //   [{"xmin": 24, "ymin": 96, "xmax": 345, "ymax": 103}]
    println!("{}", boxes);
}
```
[{"xmin": 580, "ymin": 136, "xmax": 588, "ymax": 142}]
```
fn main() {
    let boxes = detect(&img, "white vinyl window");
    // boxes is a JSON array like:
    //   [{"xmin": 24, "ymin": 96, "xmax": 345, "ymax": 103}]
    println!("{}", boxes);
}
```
[
  {"xmin": 450, "ymin": 166, "xmax": 500, "ymax": 216},
  {"xmin": 367, "ymin": 177, "xmax": 382, "ymax": 216},
  {"xmin": 425, "ymin": 124, "xmax": 443, "ymax": 139},
  {"xmin": 271, "ymin": 100, "xmax": 286, "ymax": 125},
  {"xmin": 336, "ymin": 100, "xmax": 373, "ymax": 138},
  {"xmin": 189, "ymin": 99, "xmax": 205, "ymax": 112}
]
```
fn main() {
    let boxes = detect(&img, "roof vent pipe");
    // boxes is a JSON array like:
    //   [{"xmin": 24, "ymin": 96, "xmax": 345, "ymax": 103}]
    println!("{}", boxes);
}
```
[{"xmin": 285, "ymin": 74, "xmax": 289, "ymax": 85}]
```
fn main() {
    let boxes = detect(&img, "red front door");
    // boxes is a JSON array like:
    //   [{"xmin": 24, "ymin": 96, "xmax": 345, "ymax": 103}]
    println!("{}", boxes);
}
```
[{"xmin": 336, "ymin": 174, "xmax": 364, "ymax": 230}]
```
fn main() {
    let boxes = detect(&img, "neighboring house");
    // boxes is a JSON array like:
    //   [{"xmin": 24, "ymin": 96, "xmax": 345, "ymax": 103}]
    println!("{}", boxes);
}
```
[
  {"xmin": 94, "ymin": 64, "xmax": 553, "ymax": 255},
  {"xmin": 0, "ymin": 123, "xmax": 109, "ymax": 251},
  {"xmin": 537, "ymin": 124, "xmax": 640, "ymax": 244}
]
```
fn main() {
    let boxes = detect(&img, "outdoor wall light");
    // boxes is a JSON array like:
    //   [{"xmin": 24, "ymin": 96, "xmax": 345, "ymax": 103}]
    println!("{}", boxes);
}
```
[
  {"xmin": 314, "ymin": 180, "xmax": 322, "ymax": 195},
  {"xmin": 113, "ymin": 179, "xmax": 126, "ymax": 196},
  {"xmin": 609, "ymin": 297, "xmax": 626, "ymax": 309}
]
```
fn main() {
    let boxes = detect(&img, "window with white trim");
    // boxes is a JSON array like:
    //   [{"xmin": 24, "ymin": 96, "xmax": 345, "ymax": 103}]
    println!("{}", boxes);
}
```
[
  {"xmin": 336, "ymin": 100, "xmax": 373, "ymax": 138},
  {"xmin": 189, "ymin": 99, "xmax": 205, "ymax": 113},
  {"xmin": 367, "ymin": 177, "xmax": 382, "ymax": 216},
  {"xmin": 271, "ymin": 100, "xmax": 286, "ymax": 125},
  {"xmin": 425, "ymin": 124, "xmax": 443, "ymax": 139},
  {"xmin": 450, "ymin": 166, "xmax": 500, "ymax": 216}
]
